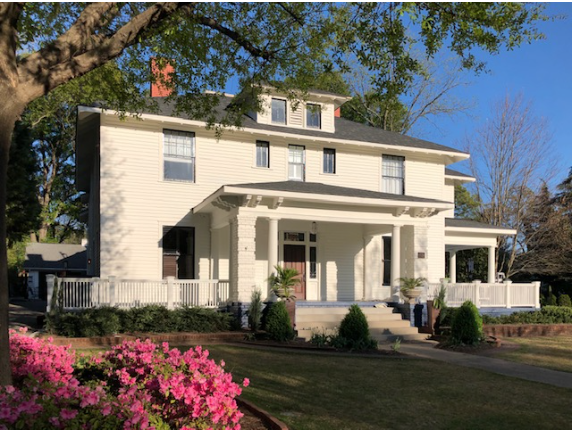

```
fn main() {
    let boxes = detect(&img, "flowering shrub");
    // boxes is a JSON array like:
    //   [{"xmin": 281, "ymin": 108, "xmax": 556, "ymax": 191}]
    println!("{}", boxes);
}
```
[
  {"xmin": 9, "ymin": 327, "xmax": 75, "ymax": 385},
  {"xmin": 1, "ymin": 329, "xmax": 248, "ymax": 430}
]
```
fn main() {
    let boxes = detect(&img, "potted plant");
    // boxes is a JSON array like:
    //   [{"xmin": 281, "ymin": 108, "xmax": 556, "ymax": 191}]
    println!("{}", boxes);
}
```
[
  {"xmin": 428, "ymin": 283, "xmax": 447, "ymax": 335},
  {"xmin": 267, "ymin": 265, "xmax": 300, "ymax": 329},
  {"xmin": 397, "ymin": 277, "xmax": 427, "ymax": 304}
]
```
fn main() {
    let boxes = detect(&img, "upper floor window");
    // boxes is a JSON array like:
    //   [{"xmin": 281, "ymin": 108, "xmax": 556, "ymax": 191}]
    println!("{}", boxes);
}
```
[
  {"xmin": 271, "ymin": 98, "xmax": 286, "ymax": 124},
  {"xmin": 289, "ymin": 145, "xmax": 305, "ymax": 181},
  {"xmin": 256, "ymin": 141, "xmax": 269, "ymax": 168},
  {"xmin": 163, "ymin": 129, "xmax": 195, "ymax": 182},
  {"xmin": 382, "ymin": 155, "xmax": 404, "ymax": 195},
  {"xmin": 323, "ymin": 148, "xmax": 336, "ymax": 174},
  {"xmin": 306, "ymin": 103, "xmax": 321, "ymax": 129}
]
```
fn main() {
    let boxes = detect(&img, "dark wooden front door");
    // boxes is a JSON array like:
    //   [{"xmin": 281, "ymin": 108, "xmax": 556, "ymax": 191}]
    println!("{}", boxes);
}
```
[{"xmin": 284, "ymin": 244, "xmax": 306, "ymax": 300}]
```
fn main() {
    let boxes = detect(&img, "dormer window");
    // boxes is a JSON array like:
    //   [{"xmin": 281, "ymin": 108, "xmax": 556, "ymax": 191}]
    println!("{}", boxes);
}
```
[
  {"xmin": 271, "ymin": 98, "xmax": 286, "ymax": 124},
  {"xmin": 306, "ymin": 103, "xmax": 321, "ymax": 129}
]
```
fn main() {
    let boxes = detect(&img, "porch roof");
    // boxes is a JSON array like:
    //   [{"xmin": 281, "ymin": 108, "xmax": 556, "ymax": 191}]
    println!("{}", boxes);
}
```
[
  {"xmin": 229, "ymin": 181, "xmax": 450, "ymax": 204},
  {"xmin": 193, "ymin": 181, "xmax": 454, "ymax": 219},
  {"xmin": 445, "ymin": 218, "xmax": 516, "ymax": 235}
]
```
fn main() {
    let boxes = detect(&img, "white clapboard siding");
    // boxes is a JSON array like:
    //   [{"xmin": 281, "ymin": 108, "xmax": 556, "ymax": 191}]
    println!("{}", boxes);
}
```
[{"xmin": 96, "ymin": 108, "xmax": 449, "ymax": 282}]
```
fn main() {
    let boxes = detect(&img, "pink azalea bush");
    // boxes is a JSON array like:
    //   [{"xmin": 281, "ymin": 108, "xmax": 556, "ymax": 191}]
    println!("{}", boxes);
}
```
[{"xmin": 0, "ymin": 328, "xmax": 248, "ymax": 430}]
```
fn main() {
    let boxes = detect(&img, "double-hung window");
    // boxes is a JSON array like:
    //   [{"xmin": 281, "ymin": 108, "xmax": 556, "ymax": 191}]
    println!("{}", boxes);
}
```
[
  {"xmin": 306, "ymin": 103, "xmax": 321, "ymax": 129},
  {"xmin": 163, "ymin": 129, "xmax": 195, "ymax": 182},
  {"xmin": 382, "ymin": 155, "xmax": 404, "ymax": 194},
  {"xmin": 288, "ymin": 145, "xmax": 305, "ymax": 181},
  {"xmin": 256, "ymin": 141, "xmax": 270, "ymax": 168},
  {"xmin": 323, "ymin": 148, "xmax": 336, "ymax": 174},
  {"xmin": 271, "ymin": 98, "xmax": 286, "ymax": 124}
]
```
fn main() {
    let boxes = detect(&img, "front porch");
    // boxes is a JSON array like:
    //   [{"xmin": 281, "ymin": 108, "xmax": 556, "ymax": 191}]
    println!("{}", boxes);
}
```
[{"xmin": 196, "ymin": 181, "xmax": 455, "ymax": 304}]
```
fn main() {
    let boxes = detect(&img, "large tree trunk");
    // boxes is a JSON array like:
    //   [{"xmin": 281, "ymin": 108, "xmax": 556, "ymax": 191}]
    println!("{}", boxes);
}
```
[{"xmin": 0, "ymin": 87, "xmax": 26, "ymax": 386}]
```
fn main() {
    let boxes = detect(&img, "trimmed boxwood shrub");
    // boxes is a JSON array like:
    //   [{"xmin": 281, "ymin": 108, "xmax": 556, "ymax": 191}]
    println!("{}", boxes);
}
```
[
  {"xmin": 558, "ymin": 294, "xmax": 572, "ymax": 308},
  {"xmin": 264, "ymin": 301, "xmax": 295, "ymax": 342},
  {"xmin": 451, "ymin": 300, "xmax": 482, "ymax": 345},
  {"xmin": 121, "ymin": 305, "xmax": 178, "ymax": 333},
  {"xmin": 174, "ymin": 306, "xmax": 232, "ymax": 332},
  {"xmin": 47, "ymin": 305, "xmax": 232, "ymax": 337},
  {"xmin": 336, "ymin": 304, "xmax": 377, "ymax": 350}
]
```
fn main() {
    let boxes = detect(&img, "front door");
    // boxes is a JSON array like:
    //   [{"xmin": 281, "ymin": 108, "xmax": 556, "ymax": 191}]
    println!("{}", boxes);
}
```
[{"xmin": 284, "ymin": 244, "xmax": 306, "ymax": 300}]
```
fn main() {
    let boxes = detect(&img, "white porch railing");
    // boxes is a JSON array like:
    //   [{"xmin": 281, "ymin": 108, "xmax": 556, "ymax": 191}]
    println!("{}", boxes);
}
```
[
  {"xmin": 425, "ymin": 281, "xmax": 541, "ymax": 309},
  {"xmin": 47, "ymin": 275, "xmax": 230, "ymax": 312}
]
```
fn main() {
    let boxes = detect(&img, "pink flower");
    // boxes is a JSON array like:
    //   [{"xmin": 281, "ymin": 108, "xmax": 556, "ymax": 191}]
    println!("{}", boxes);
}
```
[
  {"xmin": 242, "ymin": 378, "xmax": 250, "ymax": 387},
  {"xmin": 60, "ymin": 408, "xmax": 77, "ymax": 420}
]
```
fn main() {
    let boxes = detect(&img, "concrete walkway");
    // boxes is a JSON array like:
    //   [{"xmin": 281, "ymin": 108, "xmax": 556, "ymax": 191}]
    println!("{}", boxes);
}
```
[
  {"xmin": 397, "ymin": 340, "xmax": 572, "ymax": 390},
  {"xmin": 8, "ymin": 299, "xmax": 46, "ymax": 331}
]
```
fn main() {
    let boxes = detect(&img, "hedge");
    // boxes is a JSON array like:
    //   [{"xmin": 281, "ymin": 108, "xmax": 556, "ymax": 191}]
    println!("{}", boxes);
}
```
[
  {"xmin": 47, "ymin": 305, "xmax": 232, "ymax": 337},
  {"xmin": 482, "ymin": 306, "xmax": 572, "ymax": 325}
]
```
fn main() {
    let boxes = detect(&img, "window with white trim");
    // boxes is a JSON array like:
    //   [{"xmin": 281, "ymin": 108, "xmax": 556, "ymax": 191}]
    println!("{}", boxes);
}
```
[
  {"xmin": 288, "ymin": 145, "xmax": 305, "ymax": 181},
  {"xmin": 163, "ymin": 129, "xmax": 195, "ymax": 182},
  {"xmin": 271, "ymin": 98, "xmax": 286, "ymax": 124},
  {"xmin": 382, "ymin": 155, "xmax": 404, "ymax": 195},
  {"xmin": 256, "ymin": 141, "xmax": 269, "ymax": 168},
  {"xmin": 323, "ymin": 148, "xmax": 336, "ymax": 174},
  {"xmin": 306, "ymin": 103, "xmax": 321, "ymax": 129}
]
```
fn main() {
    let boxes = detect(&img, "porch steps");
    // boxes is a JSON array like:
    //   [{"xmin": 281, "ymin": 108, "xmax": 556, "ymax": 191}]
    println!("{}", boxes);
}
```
[{"xmin": 296, "ymin": 304, "xmax": 427, "ymax": 343}]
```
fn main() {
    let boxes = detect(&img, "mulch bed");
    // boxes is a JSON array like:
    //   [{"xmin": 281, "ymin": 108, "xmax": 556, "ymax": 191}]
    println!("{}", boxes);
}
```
[
  {"xmin": 238, "ymin": 399, "xmax": 289, "ymax": 430},
  {"xmin": 432, "ymin": 335, "xmax": 520, "ymax": 357},
  {"xmin": 237, "ymin": 339, "xmax": 407, "ymax": 357}
]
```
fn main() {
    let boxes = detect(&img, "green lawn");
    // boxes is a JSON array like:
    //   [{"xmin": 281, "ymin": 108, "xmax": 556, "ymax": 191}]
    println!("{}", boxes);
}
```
[
  {"xmin": 201, "ymin": 345, "xmax": 572, "ymax": 430},
  {"xmin": 494, "ymin": 336, "xmax": 572, "ymax": 374}
]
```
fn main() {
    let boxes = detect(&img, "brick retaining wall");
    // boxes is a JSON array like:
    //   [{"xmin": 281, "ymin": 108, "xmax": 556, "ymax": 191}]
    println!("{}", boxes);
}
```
[{"xmin": 484, "ymin": 324, "xmax": 572, "ymax": 338}]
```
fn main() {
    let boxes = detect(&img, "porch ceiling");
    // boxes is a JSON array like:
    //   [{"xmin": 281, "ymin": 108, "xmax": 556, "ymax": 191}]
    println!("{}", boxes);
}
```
[{"xmin": 193, "ymin": 181, "xmax": 454, "ymax": 220}]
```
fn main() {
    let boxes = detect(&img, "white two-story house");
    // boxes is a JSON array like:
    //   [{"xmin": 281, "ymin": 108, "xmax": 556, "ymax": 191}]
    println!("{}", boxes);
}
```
[{"xmin": 75, "ymin": 85, "xmax": 517, "ymax": 310}]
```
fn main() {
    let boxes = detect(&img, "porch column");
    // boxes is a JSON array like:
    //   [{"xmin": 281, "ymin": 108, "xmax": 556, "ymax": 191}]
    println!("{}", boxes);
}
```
[
  {"xmin": 488, "ymin": 246, "xmax": 496, "ymax": 283},
  {"xmin": 267, "ymin": 218, "xmax": 279, "ymax": 278},
  {"xmin": 391, "ymin": 224, "xmax": 402, "ymax": 288},
  {"xmin": 230, "ymin": 214, "xmax": 257, "ymax": 303},
  {"xmin": 449, "ymin": 250, "xmax": 457, "ymax": 283}
]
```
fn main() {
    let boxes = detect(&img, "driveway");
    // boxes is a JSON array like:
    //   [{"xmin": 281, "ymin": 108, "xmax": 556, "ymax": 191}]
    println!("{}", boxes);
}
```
[{"xmin": 9, "ymin": 299, "xmax": 46, "ymax": 331}]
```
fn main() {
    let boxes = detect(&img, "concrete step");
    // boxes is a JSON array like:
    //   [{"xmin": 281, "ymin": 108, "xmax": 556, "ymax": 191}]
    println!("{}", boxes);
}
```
[
  {"xmin": 296, "ymin": 307, "xmax": 395, "ymax": 316},
  {"xmin": 297, "ymin": 313, "xmax": 403, "ymax": 324},
  {"xmin": 297, "ymin": 319, "xmax": 411, "ymax": 331}
]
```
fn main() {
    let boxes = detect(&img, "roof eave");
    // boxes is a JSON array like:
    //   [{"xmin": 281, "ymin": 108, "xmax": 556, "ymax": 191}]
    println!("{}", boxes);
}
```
[
  {"xmin": 445, "ymin": 226, "xmax": 516, "ymax": 236},
  {"xmin": 83, "ymin": 106, "xmax": 468, "ymax": 161}
]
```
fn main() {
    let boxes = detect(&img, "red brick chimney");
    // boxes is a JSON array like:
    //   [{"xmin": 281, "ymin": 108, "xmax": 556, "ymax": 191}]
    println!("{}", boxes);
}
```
[
  {"xmin": 334, "ymin": 107, "xmax": 341, "ymax": 117},
  {"xmin": 150, "ymin": 58, "xmax": 174, "ymax": 97}
]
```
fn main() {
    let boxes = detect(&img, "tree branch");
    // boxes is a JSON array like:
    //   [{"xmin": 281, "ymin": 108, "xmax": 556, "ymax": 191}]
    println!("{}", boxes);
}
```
[
  {"xmin": 18, "ymin": 3, "xmax": 121, "ymax": 81},
  {"xmin": 0, "ymin": 3, "xmax": 24, "ymax": 87},
  {"xmin": 18, "ymin": 2, "xmax": 192, "ymax": 103},
  {"xmin": 194, "ymin": 15, "xmax": 274, "ymax": 61}
]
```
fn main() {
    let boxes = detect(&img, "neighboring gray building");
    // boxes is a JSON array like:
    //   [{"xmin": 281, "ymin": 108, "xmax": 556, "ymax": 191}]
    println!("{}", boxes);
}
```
[{"xmin": 24, "ymin": 243, "xmax": 87, "ymax": 300}]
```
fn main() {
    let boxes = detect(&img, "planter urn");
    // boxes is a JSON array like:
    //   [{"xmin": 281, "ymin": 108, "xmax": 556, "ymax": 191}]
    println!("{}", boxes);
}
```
[{"xmin": 401, "ymin": 288, "xmax": 423, "ymax": 304}]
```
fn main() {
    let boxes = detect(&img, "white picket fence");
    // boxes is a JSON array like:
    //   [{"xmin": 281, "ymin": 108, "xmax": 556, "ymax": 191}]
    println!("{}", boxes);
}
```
[
  {"xmin": 47, "ymin": 275, "xmax": 230, "ymax": 312},
  {"xmin": 425, "ymin": 281, "xmax": 541, "ymax": 308}
]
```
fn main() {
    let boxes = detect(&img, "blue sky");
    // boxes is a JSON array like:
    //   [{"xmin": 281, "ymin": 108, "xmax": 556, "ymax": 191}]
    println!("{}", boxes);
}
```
[
  {"xmin": 432, "ymin": 2, "xmax": 572, "ymax": 183},
  {"xmin": 223, "ymin": 4, "xmax": 570, "ymax": 183}
]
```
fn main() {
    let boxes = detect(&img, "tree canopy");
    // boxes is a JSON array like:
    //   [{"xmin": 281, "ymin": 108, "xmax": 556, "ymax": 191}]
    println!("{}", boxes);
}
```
[{"xmin": 0, "ymin": 2, "xmax": 550, "ymax": 385}]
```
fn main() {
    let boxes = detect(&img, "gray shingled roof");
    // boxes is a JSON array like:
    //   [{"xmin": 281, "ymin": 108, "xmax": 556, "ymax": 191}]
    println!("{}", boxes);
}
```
[
  {"xmin": 229, "ymin": 181, "xmax": 451, "ymax": 204},
  {"xmin": 24, "ymin": 243, "xmax": 87, "ymax": 270},
  {"xmin": 95, "ymin": 97, "xmax": 466, "ymax": 156},
  {"xmin": 445, "ymin": 168, "xmax": 473, "ymax": 178},
  {"xmin": 445, "ymin": 218, "xmax": 512, "ymax": 231}
]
